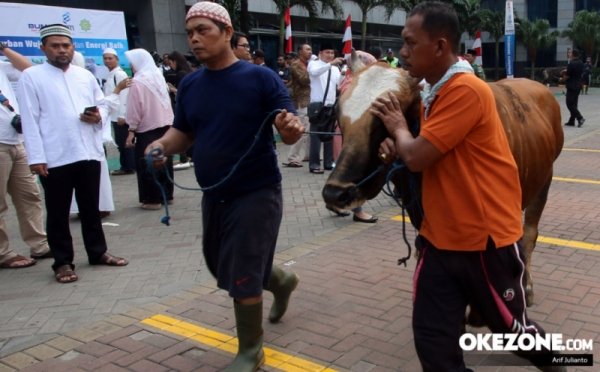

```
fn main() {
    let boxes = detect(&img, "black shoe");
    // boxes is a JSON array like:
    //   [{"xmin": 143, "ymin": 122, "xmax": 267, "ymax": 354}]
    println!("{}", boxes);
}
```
[
  {"xmin": 564, "ymin": 122, "xmax": 575, "ymax": 126},
  {"xmin": 111, "ymin": 169, "xmax": 134, "ymax": 175},
  {"xmin": 325, "ymin": 205, "xmax": 350, "ymax": 217},
  {"xmin": 353, "ymin": 214, "xmax": 378, "ymax": 223},
  {"xmin": 578, "ymin": 118, "xmax": 585, "ymax": 127}
]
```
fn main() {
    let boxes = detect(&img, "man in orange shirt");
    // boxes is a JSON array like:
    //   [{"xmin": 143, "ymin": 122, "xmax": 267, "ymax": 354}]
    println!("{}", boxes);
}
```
[{"xmin": 371, "ymin": 2, "xmax": 563, "ymax": 371}]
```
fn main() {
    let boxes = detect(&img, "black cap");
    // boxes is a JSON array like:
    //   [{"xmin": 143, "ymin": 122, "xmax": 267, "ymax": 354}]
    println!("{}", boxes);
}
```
[
  {"xmin": 252, "ymin": 49, "xmax": 265, "ymax": 59},
  {"xmin": 319, "ymin": 42, "xmax": 334, "ymax": 52}
]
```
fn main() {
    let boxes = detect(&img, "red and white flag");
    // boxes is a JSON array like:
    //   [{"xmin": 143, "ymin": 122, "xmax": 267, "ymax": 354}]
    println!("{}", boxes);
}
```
[
  {"xmin": 472, "ymin": 30, "xmax": 482, "ymax": 66},
  {"xmin": 342, "ymin": 15, "xmax": 352, "ymax": 58},
  {"xmin": 284, "ymin": 7, "xmax": 292, "ymax": 54}
]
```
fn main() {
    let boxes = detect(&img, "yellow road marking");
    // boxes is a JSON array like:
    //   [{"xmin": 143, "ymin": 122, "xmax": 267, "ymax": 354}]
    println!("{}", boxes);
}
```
[
  {"xmin": 391, "ymin": 215, "xmax": 411, "ymax": 223},
  {"xmin": 562, "ymin": 148, "xmax": 600, "ymax": 153},
  {"xmin": 141, "ymin": 314, "xmax": 337, "ymax": 372},
  {"xmin": 536, "ymin": 236, "xmax": 600, "ymax": 252},
  {"xmin": 553, "ymin": 176, "xmax": 600, "ymax": 185},
  {"xmin": 391, "ymin": 217, "xmax": 600, "ymax": 251}
]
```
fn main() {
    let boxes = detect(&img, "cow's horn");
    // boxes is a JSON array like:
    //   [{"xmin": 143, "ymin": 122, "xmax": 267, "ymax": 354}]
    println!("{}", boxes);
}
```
[{"xmin": 348, "ymin": 48, "xmax": 366, "ymax": 74}]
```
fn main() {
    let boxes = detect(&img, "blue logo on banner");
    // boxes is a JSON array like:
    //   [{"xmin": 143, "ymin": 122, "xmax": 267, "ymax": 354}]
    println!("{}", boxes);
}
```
[{"xmin": 63, "ymin": 12, "xmax": 71, "ymax": 25}]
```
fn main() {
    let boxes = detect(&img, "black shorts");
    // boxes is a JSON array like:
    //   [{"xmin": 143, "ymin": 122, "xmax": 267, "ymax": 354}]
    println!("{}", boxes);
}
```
[{"xmin": 201, "ymin": 184, "xmax": 282, "ymax": 299}]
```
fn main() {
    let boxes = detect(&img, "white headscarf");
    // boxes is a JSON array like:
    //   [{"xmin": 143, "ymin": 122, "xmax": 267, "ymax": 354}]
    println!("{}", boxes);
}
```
[
  {"xmin": 72, "ymin": 51, "xmax": 85, "ymax": 68},
  {"xmin": 125, "ymin": 48, "xmax": 171, "ymax": 110}
]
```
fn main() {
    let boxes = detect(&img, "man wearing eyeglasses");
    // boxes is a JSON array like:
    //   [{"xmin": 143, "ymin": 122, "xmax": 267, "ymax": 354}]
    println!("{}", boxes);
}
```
[{"xmin": 231, "ymin": 31, "xmax": 252, "ymax": 61}]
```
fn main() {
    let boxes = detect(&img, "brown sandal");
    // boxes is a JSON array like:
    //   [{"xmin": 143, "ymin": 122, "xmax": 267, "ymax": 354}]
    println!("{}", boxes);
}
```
[
  {"xmin": 54, "ymin": 265, "xmax": 78, "ymax": 283},
  {"xmin": 0, "ymin": 255, "xmax": 36, "ymax": 269},
  {"xmin": 98, "ymin": 253, "xmax": 129, "ymax": 266}
]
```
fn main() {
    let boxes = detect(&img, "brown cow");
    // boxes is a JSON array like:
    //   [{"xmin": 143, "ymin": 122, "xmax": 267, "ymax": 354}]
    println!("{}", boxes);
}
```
[{"xmin": 323, "ymin": 60, "xmax": 563, "ymax": 306}]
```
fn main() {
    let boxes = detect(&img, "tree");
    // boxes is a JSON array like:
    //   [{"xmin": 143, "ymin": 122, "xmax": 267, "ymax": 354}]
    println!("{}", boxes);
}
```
[
  {"xmin": 272, "ymin": 0, "xmax": 342, "ymax": 55},
  {"xmin": 561, "ymin": 10, "xmax": 600, "ymax": 65},
  {"xmin": 516, "ymin": 18, "xmax": 559, "ymax": 79},
  {"xmin": 387, "ymin": 0, "xmax": 481, "ymax": 52},
  {"xmin": 479, "ymin": 8, "xmax": 504, "ymax": 80},
  {"xmin": 345, "ymin": 0, "xmax": 389, "ymax": 50},
  {"xmin": 450, "ymin": 0, "xmax": 482, "ymax": 40}
]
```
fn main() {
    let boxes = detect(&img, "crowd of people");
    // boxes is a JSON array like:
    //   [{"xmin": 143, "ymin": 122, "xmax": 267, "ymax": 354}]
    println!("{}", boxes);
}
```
[{"xmin": 0, "ymin": 1, "xmax": 575, "ymax": 371}]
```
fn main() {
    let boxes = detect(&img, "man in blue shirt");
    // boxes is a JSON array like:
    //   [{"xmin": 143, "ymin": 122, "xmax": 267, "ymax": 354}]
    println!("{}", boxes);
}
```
[{"xmin": 146, "ymin": 3, "xmax": 304, "ymax": 371}]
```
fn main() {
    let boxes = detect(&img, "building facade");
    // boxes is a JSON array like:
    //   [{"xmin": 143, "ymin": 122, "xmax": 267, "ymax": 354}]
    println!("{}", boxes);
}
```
[{"xmin": 2, "ymin": 0, "xmax": 598, "ymax": 71}]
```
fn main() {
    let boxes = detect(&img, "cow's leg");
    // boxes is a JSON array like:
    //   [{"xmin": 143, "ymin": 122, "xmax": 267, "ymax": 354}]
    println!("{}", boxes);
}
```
[{"xmin": 522, "ymin": 176, "xmax": 553, "ymax": 307}]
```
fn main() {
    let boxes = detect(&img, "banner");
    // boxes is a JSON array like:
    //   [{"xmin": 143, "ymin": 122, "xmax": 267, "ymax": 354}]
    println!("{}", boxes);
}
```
[
  {"xmin": 504, "ymin": 0, "xmax": 515, "ymax": 78},
  {"xmin": 284, "ymin": 7, "xmax": 292, "ymax": 54},
  {"xmin": 342, "ymin": 15, "xmax": 352, "ymax": 59},
  {"xmin": 473, "ymin": 30, "xmax": 482, "ymax": 66},
  {"xmin": 0, "ymin": 2, "xmax": 129, "ymax": 81}
]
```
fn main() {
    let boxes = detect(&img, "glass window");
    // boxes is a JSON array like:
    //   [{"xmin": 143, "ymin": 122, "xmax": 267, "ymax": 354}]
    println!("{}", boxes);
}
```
[
  {"xmin": 528, "ymin": 0, "xmax": 557, "ymax": 27},
  {"xmin": 576, "ymin": 0, "xmax": 600, "ymax": 11}
]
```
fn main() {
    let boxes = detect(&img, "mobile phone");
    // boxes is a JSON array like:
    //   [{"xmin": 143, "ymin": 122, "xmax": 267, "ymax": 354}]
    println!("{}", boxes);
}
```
[{"xmin": 83, "ymin": 106, "xmax": 98, "ymax": 114}]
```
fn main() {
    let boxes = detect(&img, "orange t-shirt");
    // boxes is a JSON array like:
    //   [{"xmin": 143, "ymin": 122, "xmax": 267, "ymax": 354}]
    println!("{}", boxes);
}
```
[{"xmin": 419, "ymin": 73, "xmax": 522, "ymax": 251}]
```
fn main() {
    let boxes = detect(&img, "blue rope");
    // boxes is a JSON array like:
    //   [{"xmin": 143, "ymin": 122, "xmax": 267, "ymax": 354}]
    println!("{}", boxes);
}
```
[{"xmin": 146, "ymin": 109, "xmax": 283, "ymax": 226}]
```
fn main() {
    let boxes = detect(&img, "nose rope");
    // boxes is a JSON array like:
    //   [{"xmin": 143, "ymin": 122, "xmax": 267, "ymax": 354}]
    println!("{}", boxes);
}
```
[
  {"xmin": 381, "ymin": 161, "xmax": 419, "ymax": 267},
  {"xmin": 145, "ymin": 109, "xmax": 283, "ymax": 226}
]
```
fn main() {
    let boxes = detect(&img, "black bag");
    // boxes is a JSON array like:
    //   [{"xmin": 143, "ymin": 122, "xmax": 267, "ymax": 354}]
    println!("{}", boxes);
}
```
[
  {"xmin": 307, "ymin": 102, "xmax": 336, "ymax": 142},
  {"xmin": 307, "ymin": 68, "xmax": 336, "ymax": 142},
  {"xmin": 11, "ymin": 114, "xmax": 22, "ymax": 134}
]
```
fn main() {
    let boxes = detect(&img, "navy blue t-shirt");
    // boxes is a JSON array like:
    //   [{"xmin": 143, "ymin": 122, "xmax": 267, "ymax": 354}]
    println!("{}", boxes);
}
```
[{"xmin": 173, "ymin": 61, "xmax": 295, "ymax": 200}]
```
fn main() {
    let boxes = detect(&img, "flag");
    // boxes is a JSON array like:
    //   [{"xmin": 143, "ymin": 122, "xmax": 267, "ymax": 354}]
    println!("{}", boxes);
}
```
[
  {"xmin": 504, "ymin": 0, "xmax": 515, "ymax": 78},
  {"xmin": 472, "ymin": 30, "xmax": 482, "ymax": 66},
  {"xmin": 342, "ymin": 15, "xmax": 352, "ymax": 58},
  {"xmin": 284, "ymin": 7, "xmax": 292, "ymax": 54}
]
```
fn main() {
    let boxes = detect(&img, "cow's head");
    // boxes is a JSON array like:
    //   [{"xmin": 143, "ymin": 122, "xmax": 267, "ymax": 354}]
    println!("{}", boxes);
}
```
[{"xmin": 323, "ymin": 57, "xmax": 420, "ymax": 210}]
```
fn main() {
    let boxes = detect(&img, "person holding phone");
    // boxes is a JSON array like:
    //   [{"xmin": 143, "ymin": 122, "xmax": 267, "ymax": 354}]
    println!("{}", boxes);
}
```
[{"xmin": 18, "ymin": 24, "xmax": 128, "ymax": 283}]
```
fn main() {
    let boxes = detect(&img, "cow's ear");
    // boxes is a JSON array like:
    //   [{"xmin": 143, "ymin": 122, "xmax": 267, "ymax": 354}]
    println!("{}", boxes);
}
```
[{"xmin": 348, "ymin": 48, "xmax": 366, "ymax": 73}]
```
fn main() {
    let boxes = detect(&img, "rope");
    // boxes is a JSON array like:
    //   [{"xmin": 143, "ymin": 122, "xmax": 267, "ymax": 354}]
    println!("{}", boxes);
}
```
[
  {"xmin": 304, "ymin": 131, "xmax": 343, "ymax": 136},
  {"xmin": 146, "ymin": 109, "xmax": 283, "ymax": 225},
  {"xmin": 381, "ymin": 161, "xmax": 422, "ymax": 267}
]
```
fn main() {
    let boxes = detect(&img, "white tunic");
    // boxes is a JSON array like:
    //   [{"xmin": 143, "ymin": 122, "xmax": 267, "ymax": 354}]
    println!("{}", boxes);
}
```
[
  {"xmin": 18, "ymin": 62, "xmax": 108, "ymax": 168},
  {"xmin": 103, "ymin": 67, "xmax": 128, "ymax": 123},
  {"xmin": 307, "ymin": 58, "xmax": 340, "ymax": 105}
]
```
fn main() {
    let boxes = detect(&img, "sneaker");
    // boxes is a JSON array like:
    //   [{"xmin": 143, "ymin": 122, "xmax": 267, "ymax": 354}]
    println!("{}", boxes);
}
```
[
  {"xmin": 578, "ymin": 118, "xmax": 585, "ymax": 127},
  {"xmin": 173, "ymin": 162, "xmax": 191, "ymax": 170}
]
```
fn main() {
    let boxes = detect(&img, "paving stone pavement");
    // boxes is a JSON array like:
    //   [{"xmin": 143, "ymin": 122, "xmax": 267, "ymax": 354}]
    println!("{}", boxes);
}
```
[{"xmin": 0, "ymin": 87, "xmax": 599, "ymax": 371}]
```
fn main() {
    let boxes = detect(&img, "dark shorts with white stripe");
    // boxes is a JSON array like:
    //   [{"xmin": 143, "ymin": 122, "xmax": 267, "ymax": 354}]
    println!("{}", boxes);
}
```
[
  {"xmin": 412, "ymin": 236, "xmax": 561, "ymax": 371},
  {"xmin": 201, "ymin": 183, "xmax": 282, "ymax": 299}
]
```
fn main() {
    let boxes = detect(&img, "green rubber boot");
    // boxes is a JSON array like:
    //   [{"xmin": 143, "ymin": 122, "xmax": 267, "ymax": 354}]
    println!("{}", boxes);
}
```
[
  {"xmin": 266, "ymin": 265, "xmax": 299, "ymax": 323},
  {"xmin": 224, "ymin": 301, "xmax": 265, "ymax": 372}
]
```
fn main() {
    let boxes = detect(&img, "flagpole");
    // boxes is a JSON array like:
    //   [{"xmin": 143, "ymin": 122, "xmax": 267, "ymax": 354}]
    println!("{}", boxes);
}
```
[{"xmin": 504, "ymin": 0, "xmax": 515, "ymax": 79}]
